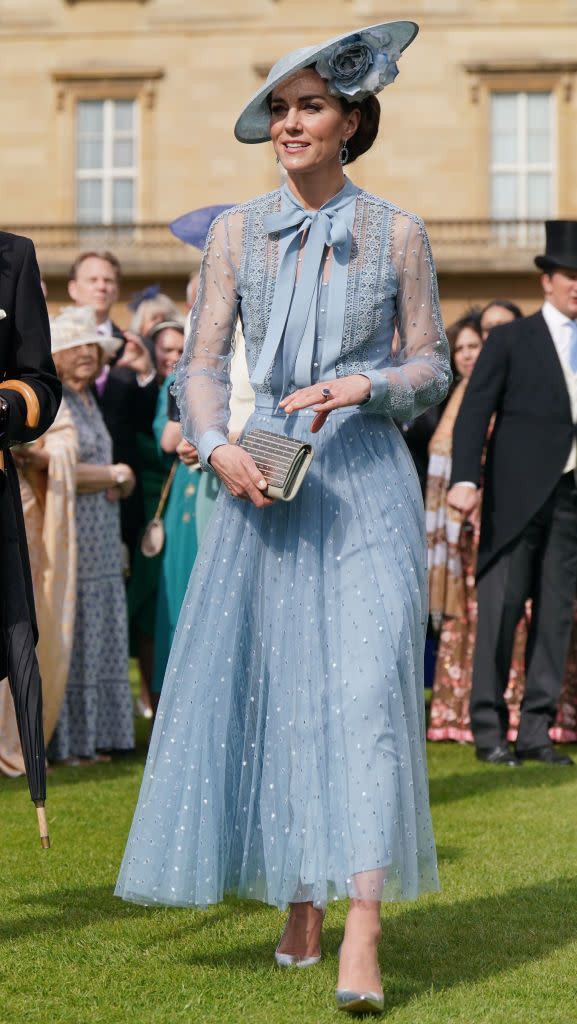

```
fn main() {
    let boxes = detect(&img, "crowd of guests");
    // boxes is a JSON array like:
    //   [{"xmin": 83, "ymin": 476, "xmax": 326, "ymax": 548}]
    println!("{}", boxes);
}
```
[
  {"xmin": 0, "ymin": 246, "xmax": 255, "ymax": 772},
  {"xmin": 0, "ymin": 251, "xmax": 575, "ymax": 774},
  {"xmin": 418, "ymin": 300, "xmax": 577, "ymax": 747}
]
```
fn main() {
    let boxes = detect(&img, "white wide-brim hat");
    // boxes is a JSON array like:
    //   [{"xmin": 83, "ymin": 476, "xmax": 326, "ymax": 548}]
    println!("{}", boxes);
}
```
[
  {"xmin": 235, "ymin": 20, "xmax": 418, "ymax": 144},
  {"xmin": 50, "ymin": 305, "xmax": 122, "ymax": 359}
]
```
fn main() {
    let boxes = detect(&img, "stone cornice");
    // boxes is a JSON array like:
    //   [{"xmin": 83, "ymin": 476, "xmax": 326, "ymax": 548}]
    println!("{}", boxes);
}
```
[
  {"xmin": 52, "ymin": 66, "xmax": 164, "ymax": 83},
  {"xmin": 463, "ymin": 59, "xmax": 577, "ymax": 75}
]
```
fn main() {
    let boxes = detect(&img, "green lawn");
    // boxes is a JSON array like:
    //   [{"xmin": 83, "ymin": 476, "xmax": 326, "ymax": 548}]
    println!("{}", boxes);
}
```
[{"xmin": 3, "ymin": 726, "xmax": 577, "ymax": 1024}]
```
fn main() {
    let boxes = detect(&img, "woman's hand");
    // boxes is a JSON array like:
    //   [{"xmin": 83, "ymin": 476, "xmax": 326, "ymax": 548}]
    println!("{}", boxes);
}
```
[
  {"xmin": 209, "ymin": 444, "xmax": 274, "ymax": 508},
  {"xmin": 447, "ymin": 483, "xmax": 480, "ymax": 519},
  {"xmin": 279, "ymin": 375, "xmax": 371, "ymax": 433},
  {"xmin": 176, "ymin": 439, "xmax": 199, "ymax": 466},
  {"xmin": 160, "ymin": 419, "xmax": 182, "ymax": 455},
  {"xmin": 106, "ymin": 463, "xmax": 136, "ymax": 502},
  {"xmin": 116, "ymin": 332, "xmax": 154, "ymax": 381},
  {"xmin": 12, "ymin": 442, "xmax": 49, "ymax": 470}
]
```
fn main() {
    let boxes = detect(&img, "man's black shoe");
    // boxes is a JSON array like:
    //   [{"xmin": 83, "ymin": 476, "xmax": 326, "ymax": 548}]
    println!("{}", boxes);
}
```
[
  {"xmin": 516, "ymin": 745, "xmax": 574, "ymax": 766},
  {"xmin": 475, "ymin": 744, "xmax": 521, "ymax": 767}
]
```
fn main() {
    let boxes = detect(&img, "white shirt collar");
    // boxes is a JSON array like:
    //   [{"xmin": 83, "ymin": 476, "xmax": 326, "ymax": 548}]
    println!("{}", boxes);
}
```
[
  {"xmin": 542, "ymin": 300, "xmax": 575, "ymax": 336},
  {"xmin": 97, "ymin": 318, "xmax": 113, "ymax": 337}
]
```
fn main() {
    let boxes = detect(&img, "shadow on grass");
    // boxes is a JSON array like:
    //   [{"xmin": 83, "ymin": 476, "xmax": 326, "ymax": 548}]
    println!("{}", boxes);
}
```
[
  {"xmin": 0, "ymin": 757, "xmax": 146, "ymax": 801},
  {"xmin": 435, "ymin": 845, "xmax": 464, "ymax": 864},
  {"xmin": 5, "ymin": 754, "xmax": 575, "ymax": 801},
  {"xmin": 4, "ymin": 876, "xmax": 577, "ymax": 1014},
  {"xmin": 176, "ymin": 877, "xmax": 577, "ymax": 1012},
  {"xmin": 0, "ymin": 886, "xmax": 266, "ymax": 945},
  {"xmin": 430, "ymin": 762, "xmax": 577, "ymax": 805}
]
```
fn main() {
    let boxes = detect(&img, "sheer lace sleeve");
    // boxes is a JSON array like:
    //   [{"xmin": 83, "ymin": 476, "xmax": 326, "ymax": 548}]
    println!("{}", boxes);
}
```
[
  {"xmin": 362, "ymin": 213, "xmax": 451, "ymax": 419},
  {"xmin": 173, "ymin": 213, "xmax": 240, "ymax": 468}
]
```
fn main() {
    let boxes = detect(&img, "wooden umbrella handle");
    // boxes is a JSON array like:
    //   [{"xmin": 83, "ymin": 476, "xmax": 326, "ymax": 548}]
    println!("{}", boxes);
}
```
[
  {"xmin": 35, "ymin": 801, "xmax": 50, "ymax": 849},
  {"xmin": 0, "ymin": 380, "xmax": 41, "ymax": 475},
  {"xmin": 0, "ymin": 379, "xmax": 41, "ymax": 428}
]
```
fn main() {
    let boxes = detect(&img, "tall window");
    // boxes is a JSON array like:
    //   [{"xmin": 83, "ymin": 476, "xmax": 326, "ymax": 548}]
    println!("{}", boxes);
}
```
[
  {"xmin": 490, "ymin": 91, "xmax": 555, "ymax": 220},
  {"xmin": 75, "ymin": 99, "xmax": 138, "ymax": 224}
]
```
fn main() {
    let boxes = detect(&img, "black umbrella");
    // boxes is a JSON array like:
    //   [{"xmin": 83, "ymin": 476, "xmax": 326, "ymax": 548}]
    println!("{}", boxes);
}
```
[
  {"xmin": 0, "ymin": 382, "xmax": 50, "ymax": 848},
  {"xmin": 5, "ymin": 624, "xmax": 50, "ymax": 847}
]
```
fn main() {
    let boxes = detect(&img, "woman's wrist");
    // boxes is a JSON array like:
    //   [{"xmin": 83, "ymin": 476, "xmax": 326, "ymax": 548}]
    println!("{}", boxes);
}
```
[{"xmin": 110, "ymin": 464, "xmax": 129, "ymax": 487}]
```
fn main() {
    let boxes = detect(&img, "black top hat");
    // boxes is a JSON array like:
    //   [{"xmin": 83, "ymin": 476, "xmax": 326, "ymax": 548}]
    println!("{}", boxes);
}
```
[{"xmin": 535, "ymin": 220, "xmax": 577, "ymax": 272}]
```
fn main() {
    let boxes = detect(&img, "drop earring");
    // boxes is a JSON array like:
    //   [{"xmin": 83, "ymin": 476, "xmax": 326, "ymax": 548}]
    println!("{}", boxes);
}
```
[{"xmin": 339, "ymin": 141, "xmax": 349, "ymax": 166}]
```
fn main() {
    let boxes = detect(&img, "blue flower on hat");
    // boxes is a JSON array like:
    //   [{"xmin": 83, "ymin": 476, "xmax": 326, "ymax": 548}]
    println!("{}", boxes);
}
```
[{"xmin": 315, "ymin": 30, "xmax": 400, "ymax": 101}]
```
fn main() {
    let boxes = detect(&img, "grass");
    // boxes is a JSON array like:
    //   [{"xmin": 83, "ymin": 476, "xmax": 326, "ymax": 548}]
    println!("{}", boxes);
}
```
[{"xmin": 3, "ymin": 722, "xmax": 577, "ymax": 1024}]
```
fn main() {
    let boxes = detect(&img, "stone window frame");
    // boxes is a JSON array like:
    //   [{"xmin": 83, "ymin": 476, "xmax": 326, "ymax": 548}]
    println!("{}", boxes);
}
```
[
  {"xmin": 51, "ymin": 67, "xmax": 164, "ymax": 223},
  {"xmin": 463, "ymin": 60, "xmax": 577, "ymax": 217}
]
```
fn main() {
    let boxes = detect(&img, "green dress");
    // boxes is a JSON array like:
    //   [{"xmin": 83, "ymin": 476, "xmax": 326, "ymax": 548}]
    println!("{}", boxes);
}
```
[{"xmin": 152, "ymin": 378, "xmax": 205, "ymax": 693}]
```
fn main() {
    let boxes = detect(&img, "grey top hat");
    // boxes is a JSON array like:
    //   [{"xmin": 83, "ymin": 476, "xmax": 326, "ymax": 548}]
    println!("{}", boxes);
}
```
[
  {"xmin": 534, "ymin": 221, "xmax": 577, "ymax": 273},
  {"xmin": 235, "ymin": 21, "xmax": 419, "ymax": 144}
]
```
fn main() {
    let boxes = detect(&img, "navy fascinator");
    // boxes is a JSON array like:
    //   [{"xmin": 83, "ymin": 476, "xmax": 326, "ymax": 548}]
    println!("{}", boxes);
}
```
[{"xmin": 169, "ymin": 205, "xmax": 235, "ymax": 250}]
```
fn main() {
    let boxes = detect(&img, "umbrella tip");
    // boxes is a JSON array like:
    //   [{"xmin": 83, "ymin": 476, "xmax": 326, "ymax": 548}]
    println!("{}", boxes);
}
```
[{"xmin": 35, "ymin": 803, "xmax": 50, "ymax": 849}]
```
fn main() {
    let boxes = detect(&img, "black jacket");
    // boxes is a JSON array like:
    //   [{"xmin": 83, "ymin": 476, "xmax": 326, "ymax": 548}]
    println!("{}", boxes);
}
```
[
  {"xmin": 450, "ymin": 311, "xmax": 574, "ymax": 578},
  {"xmin": 97, "ymin": 327, "xmax": 159, "ymax": 560},
  {"xmin": 0, "ymin": 232, "xmax": 61, "ymax": 675}
]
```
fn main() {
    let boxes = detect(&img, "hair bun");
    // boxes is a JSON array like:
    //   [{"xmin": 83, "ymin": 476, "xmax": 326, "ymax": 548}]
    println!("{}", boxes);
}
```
[{"xmin": 344, "ymin": 94, "xmax": 381, "ymax": 163}]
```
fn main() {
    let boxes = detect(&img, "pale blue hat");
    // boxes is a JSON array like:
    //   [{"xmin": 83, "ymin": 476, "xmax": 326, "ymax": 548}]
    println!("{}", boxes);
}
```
[{"xmin": 234, "ymin": 21, "xmax": 418, "ymax": 144}]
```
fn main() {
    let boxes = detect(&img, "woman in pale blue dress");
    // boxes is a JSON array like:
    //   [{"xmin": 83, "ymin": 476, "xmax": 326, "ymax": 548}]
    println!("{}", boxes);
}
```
[{"xmin": 117, "ymin": 20, "xmax": 450, "ymax": 1014}]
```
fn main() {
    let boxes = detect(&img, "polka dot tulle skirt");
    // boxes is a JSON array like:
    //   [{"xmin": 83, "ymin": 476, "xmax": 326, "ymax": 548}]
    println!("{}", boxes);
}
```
[{"xmin": 115, "ymin": 404, "xmax": 439, "ymax": 909}]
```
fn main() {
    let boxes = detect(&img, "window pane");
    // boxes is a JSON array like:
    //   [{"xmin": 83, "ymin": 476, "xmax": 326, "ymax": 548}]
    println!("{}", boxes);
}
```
[
  {"xmin": 113, "ymin": 138, "xmax": 134, "ymax": 168},
  {"xmin": 114, "ymin": 100, "xmax": 134, "ymax": 132},
  {"xmin": 491, "ymin": 172, "xmax": 518, "ymax": 219},
  {"xmin": 77, "ymin": 179, "xmax": 103, "ymax": 223},
  {"xmin": 113, "ymin": 179, "xmax": 134, "ymax": 222},
  {"xmin": 527, "ymin": 172, "xmax": 552, "ymax": 217},
  {"xmin": 527, "ymin": 93, "xmax": 551, "ymax": 164},
  {"xmin": 491, "ymin": 93, "xmax": 518, "ymax": 164},
  {"xmin": 77, "ymin": 138, "xmax": 103, "ymax": 170},
  {"xmin": 77, "ymin": 100, "xmax": 104, "ymax": 134}
]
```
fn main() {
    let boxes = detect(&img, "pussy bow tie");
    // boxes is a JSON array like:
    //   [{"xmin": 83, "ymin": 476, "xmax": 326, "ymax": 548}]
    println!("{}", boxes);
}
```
[{"xmin": 251, "ymin": 183, "xmax": 355, "ymax": 397}]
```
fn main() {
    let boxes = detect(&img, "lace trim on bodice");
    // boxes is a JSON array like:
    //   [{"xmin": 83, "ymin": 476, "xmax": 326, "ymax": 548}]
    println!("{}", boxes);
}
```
[{"xmin": 239, "ymin": 190, "xmax": 281, "ymax": 393}]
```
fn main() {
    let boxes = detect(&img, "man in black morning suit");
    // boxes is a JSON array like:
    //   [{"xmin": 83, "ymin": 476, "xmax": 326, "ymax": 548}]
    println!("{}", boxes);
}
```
[
  {"xmin": 448, "ymin": 221, "xmax": 577, "ymax": 767},
  {"xmin": 0, "ymin": 231, "xmax": 61, "ymax": 699}
]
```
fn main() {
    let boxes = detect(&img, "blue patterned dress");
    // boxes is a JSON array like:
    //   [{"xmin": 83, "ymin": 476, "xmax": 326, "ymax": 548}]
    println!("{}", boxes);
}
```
[
  {"xmin": 116, "ymin": 178, "xmax": 450, "ymax": 909},
  {"xmin": 49, "ymin": 388, "xmax": 134, "ymax": 760}
]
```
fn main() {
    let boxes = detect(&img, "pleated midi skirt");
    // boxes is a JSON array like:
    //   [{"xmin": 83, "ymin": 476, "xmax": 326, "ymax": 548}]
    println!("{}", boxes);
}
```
[{"xmin": 115, "ymin": 400, "xmax": 439, "ymax": 909}]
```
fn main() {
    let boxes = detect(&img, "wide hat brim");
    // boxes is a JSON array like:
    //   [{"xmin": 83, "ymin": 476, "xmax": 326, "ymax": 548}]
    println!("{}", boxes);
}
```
[
  {"xmin": 234, "ymin": 20, "xmax": 419, "ymax": 144},
  {"xmin": 535, "ymin": 254, "xmax": 577, "ymax": 272},
  {"xmin": 51, "ymin": 331, "xmax": 121, "ymax": 359}
]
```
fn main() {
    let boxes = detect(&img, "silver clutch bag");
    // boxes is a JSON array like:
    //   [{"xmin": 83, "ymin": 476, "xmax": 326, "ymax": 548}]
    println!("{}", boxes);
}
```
[{"xmin": 238, "ymin": 428, "xmax": 314, "ymax": 501}]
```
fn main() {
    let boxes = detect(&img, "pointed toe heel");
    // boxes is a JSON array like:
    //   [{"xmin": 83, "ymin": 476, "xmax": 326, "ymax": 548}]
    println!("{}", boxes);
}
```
[
  {"xmin": 336, "ymin": 989, "xmax": 384, "ymax": 1015},
  {"xmin": 274, "ymin": 949, "xmax": 298, "ymax": 967},
  {"xmin": 274, "ymin": 908, "xmax": 324, "ymax": 967},
  {"xmin": 274, "ymin": 947, "xmax": 321, "ymax": 968}
]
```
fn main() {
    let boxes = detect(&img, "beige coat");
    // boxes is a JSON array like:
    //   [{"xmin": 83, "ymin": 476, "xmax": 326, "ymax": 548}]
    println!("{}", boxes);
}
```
[{"xmin": 0, "ymin": 401, "xmax": 78, "ymax": 775}]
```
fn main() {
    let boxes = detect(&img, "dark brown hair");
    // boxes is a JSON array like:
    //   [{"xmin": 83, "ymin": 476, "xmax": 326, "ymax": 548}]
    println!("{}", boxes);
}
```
[
  {"xmin": 446, "ymin": 308, "xmax": 482, "ymax": 382},
  {"xmin": 446, "ymin": 309, "xmax": 482, "ymax": 355},
  {"xmin": 480, "ymin": 298, "xmax": 523, "ymax": 322},
  {"xmin": 68, "ymin": 250, "xmax": 122, "ymax": 284},
  {"xmin": 339, "ymin": 95, "xmax": 381, "ymax": 164}
]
